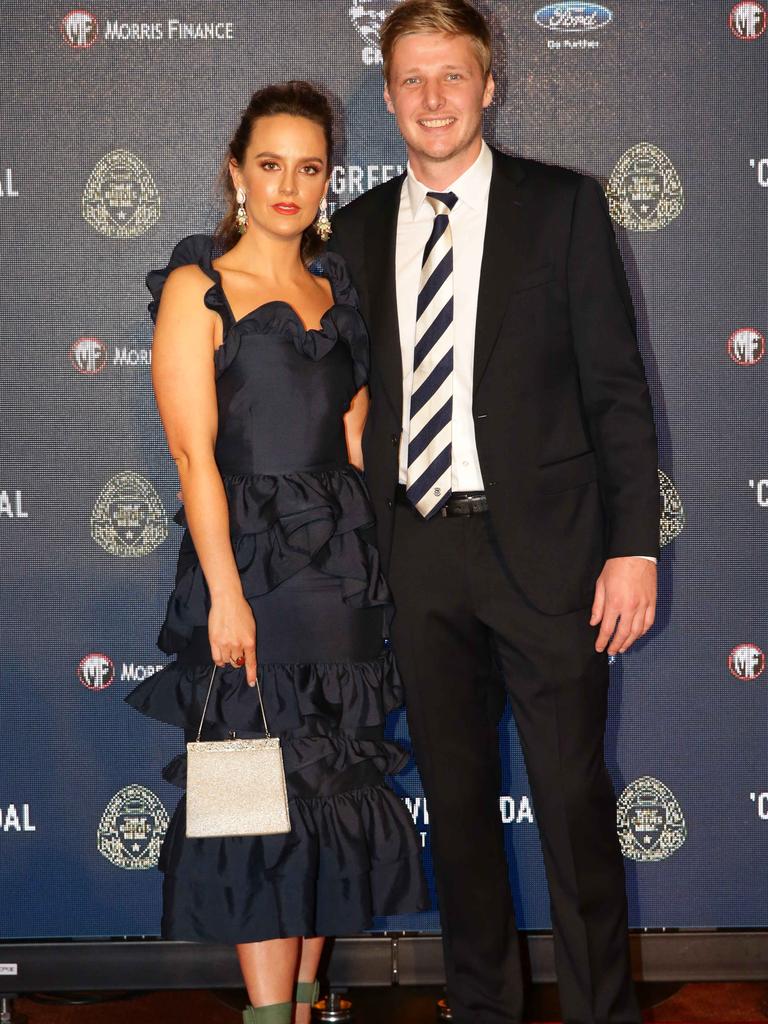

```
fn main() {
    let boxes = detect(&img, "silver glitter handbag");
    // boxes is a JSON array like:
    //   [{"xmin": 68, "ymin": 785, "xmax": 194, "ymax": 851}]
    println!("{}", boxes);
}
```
[{"xmin": 185, "ymin": 665, "xmax": 290, "ymax": 838}]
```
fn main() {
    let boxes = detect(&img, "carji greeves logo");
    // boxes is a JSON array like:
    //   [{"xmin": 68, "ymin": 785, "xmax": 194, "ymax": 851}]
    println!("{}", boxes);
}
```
[{"xmin": 534, "ymin": 3, "xmax": 612, "ymax": 31}]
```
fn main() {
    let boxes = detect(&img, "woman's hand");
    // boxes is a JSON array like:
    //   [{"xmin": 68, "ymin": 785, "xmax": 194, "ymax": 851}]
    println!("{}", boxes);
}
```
[{"xmin": 208, "ymin": 593, "xmax": 258, "ymax": 686}]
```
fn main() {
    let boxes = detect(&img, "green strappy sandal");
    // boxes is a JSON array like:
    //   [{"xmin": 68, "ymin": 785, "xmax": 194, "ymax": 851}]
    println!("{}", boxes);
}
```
[
  {"xmin": 295, "ymin": 979, "xmax": 320, "ymax": 1005},
  {"xmin": 242, "ymin": 1002, "xmax": 293, "ymax": 1023}
]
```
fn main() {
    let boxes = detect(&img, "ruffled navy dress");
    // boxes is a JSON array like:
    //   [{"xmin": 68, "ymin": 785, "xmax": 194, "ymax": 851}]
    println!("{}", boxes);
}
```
[{"xmin": 125, "ymin": 235, "xmax": 428, "ymax": 943}]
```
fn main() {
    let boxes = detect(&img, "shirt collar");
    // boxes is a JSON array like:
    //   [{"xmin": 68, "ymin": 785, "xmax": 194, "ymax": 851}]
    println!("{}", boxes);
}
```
[{"xmin": 404, "ymin": 139, "xmax": 493, "ymax": 219}]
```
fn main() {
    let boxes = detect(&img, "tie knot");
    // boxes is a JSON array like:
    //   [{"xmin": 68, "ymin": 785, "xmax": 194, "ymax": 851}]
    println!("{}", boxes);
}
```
[{"xmin": 426, "ymin": 191, "xmax": 458, "ymax": 215}]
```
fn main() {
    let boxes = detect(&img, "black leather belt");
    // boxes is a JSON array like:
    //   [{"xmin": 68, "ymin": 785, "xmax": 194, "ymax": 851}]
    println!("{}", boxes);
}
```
[{"xmin": 395, "ymin": 485, "xmax": 488, "ymax": 517}]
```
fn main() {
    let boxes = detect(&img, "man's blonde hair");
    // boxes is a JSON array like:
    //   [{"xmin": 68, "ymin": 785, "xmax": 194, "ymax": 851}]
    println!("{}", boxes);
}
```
[{"xmin": 380, "ymin": 0, "xmax": 492, "ymax": 83}]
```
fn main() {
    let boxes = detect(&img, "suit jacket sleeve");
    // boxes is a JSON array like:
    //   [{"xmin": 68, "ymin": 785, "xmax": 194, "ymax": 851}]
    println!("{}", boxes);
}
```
[
  {"xmin": 327, "ymin": 207, "xmax": 367, "ymax": 308},
  {"xmin": 567, "ymin": 174, "xmax": 660, "ymax": 559}
]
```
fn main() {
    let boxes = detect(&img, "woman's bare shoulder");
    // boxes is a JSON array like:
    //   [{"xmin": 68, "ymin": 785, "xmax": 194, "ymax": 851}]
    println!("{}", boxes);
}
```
[{"xmin": 161, "ymin": 262, "xmax": 215, "ymax": 307}]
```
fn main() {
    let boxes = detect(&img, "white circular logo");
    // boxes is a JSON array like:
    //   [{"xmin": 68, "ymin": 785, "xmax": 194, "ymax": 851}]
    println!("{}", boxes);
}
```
[
  {"xmin": 97, "ymin": 785, "xmax": 169, "ymax": 870},
  {"xmin": 78, "ymin": 652, "xmax": 115, "ymax": 690},
  {"xmin": 82, "ymin": 149, "xmax": 161, "ymax": 239},
  {"xmin": 90, "ymin": 471, "xmax": 168, "ymax": 557},
  {"xmin": 606, "ymin": 144, "xmax": 684, "ymax": 232},
  {"xmin": 69, "ymin": 336, "xmax": 107, "ymax": 374},
  {"xmin": 617, "ymin": 776, "xmax": 687, "ymax": 862},
  {"xmin": 728, "ymin": 643, "xmax": 765, "ymax": 680},
  {"xmin": 61, "ymin": 9, "xmax": 98, "ymax": 48},
  {"xmin": 729, "ymin": 2, "xmax": 767, "ymax": 39},
  {"xmin": 727, "ymin": 328, "xmax": 765, "ymax": 365}
]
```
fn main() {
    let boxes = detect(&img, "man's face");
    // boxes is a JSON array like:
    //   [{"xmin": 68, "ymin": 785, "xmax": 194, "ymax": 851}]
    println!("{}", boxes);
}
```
[{"xmin": 384, "ymin": 31, "xmax": 494, "ymax": 170}]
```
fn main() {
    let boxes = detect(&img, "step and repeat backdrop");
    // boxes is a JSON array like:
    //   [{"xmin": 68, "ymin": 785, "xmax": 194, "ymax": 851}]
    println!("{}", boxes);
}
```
[{"xmin": 1, "ymin": 2, "xmax": 766, "ymax": 941}]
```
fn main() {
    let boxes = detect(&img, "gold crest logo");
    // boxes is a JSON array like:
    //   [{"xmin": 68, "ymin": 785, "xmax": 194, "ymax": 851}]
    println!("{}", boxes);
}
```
[
  {"xmin": 606, "ymin": 144, "xmax": 684, "ymax": 232},
  {"xmin": 97, "ymin": 784, "xmax": 169, "ymax": 870},
  {"xmin": 91, "ymin": 471, "xmax": 167, "ymax": 557},
  {"xmin": 659, "ymin": 470, "xmax": 685, "ymax": 547},
  {"xmin": 82, "ymin": 149, "xmax": 160, "ymax": 238},
  {"xmin": 617, "ymin": 776, "xmax": 687, "ymax": 862}
]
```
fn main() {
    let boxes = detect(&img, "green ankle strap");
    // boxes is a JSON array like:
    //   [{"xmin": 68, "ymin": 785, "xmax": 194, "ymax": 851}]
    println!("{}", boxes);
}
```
[
  {"xmin": 295, "ymin": 978, "xmax": 320, "ymax": 1004},
  {"xmin": 242, "ymin": 1002, "xmax": 292, "ymax": 1023}
]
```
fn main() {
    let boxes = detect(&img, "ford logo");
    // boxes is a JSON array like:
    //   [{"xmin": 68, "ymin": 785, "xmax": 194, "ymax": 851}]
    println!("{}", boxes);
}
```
[{"xmin": 534, "ymin": 3, "xmax": 613, "ymax": 31}]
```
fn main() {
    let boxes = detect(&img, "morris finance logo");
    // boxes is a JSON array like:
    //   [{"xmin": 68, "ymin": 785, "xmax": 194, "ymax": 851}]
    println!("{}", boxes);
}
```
[
  {"xmin": 606, "ymin": 144, "xmax": 684, "ymax": 232},
  {"xmin": 349, "ymin": 1, "xmax": 399, "ymax": 65},
  {"xmin": 61, "ymin": 9, "xmax": 98, "ymax": 48},
  {"xmin": 70, "ymin": 327, "xmax": 152, "ymax": 373},
  {"xmin": 534, "ymin": 3, "xmax": 612, "ymax": 30},
  {"xmin": 728, "ymin": 328, "xmax": 765, "ymax": 365},
  {"xmin": 617, "ymin": 777, "xmax": 687, "ymax": 862},
  {"xmin": 82, "ymin": 150, "xmax": 160, "ymax": 239},
  {"xmin": 728, "ymin": 643, "xmax": 765, "ymax": 681},
  {"xmin": 90, "ymin": 471, "xmax": 167, "ymax": 557},
  {"xmin": 97, "ymin": 785, "xmax": 169, "ymax": 870},
  {"xmin": 61, "ymin": 11, "xmax": 234, "ymax": 46},
  {"xmin": 78, "ymin": 652, "xmax": 115, "ymax": 690},
  {"xmin": 729, "ymin": 2, "xmax": 767, "ymax": 39},
  {"xmin": 120, "ymin": 662, "xmax": 165, "ymax": 682},
  {"xmin": 69, "ymin": 336, "xmax": 107, "ymax": 374}
]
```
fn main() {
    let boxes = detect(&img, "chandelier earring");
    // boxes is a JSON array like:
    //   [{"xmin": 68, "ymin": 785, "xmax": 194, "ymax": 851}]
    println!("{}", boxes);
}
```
[
  {"xmin": 315, "ymin": 196, "xmax": 332, "ymax": 241},
  {"xmin": 235, "ymin": 186, "xmax": 248, "ymax": 234}
]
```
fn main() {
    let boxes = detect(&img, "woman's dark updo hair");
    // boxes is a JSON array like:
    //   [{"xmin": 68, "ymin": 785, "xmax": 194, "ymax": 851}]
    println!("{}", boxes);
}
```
[{"xmin": 215, "ymin": 80, "xmax": 334, "ymax": 263}]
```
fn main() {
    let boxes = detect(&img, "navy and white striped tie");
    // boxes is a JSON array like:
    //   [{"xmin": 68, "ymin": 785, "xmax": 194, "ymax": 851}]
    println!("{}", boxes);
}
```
[{"xmin": 405, "ymin": 191, "xmax": 458, "ymax": 519}]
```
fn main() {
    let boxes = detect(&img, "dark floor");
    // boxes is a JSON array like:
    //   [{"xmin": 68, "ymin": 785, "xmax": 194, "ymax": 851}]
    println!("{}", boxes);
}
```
[{"xmin": 10, "ymin": 983, "xmax": 768, "ymax": 1023}]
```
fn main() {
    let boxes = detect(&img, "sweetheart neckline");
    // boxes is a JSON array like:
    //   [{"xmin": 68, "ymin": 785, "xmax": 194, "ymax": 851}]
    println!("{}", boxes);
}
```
[
  {"xmin": 204, "ymin": 256, "xmax": 341, "ymax": 335},
  {"xmin": 219, "ymin": 296, "xmax": 341, "ymax": 335}
]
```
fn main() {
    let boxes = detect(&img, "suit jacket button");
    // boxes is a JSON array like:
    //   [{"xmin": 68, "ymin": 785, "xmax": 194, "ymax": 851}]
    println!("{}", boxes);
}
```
[
  {"xmin": 487, "ymin": 481, "xmax": 496, "ymax": 487},
  {"xmin": 386, "ymin": 499, "xmax": 393, "ymax": 510},
  {"xmin": 391, "ymin": 433, "xmax": 399, "ymax": 446}
]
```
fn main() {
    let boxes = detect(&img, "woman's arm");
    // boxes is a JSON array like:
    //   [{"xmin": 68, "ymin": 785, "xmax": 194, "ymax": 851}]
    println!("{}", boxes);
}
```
[
  {"xmin": 152, "ymin": 266, "xmax": 258, "ymax": 685},
  {"xmin": 343, "ymin": 385, "xmax": 370, "ymax": 470}
]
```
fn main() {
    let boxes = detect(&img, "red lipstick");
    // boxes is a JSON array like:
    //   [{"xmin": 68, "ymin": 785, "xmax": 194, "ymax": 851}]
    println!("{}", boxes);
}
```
[{"xmin": 272, "ymin": 203, "xmax": 300, "ymax": 215}]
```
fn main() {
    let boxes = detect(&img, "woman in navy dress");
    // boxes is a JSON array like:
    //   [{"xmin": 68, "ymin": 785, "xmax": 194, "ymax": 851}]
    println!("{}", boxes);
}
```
[{"xmin": 125, "ymin": 81, "xmax": 427, "ymax": 1023}]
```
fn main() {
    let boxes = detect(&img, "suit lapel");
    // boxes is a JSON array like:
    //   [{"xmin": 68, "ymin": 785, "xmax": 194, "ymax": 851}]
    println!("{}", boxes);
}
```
[
  {"xmin": 364, "ymin": 175, "xmax": 406, "ymax": 418},
  {"xmin": 473, "ymin": 149, "xmax": 528, "ymax": 393}
]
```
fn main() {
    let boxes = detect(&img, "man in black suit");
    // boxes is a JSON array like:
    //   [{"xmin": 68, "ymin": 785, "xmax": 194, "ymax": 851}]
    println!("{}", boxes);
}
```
[{"xmin": 330, "ymin": 2, "xmax": 659, "ymax": 1021}]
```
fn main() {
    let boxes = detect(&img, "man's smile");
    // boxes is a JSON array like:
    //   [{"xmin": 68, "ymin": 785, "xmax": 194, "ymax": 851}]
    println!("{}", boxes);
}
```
[{"xmin": 418, "ymin": 116, "xmax": 457, "ymax": 129}]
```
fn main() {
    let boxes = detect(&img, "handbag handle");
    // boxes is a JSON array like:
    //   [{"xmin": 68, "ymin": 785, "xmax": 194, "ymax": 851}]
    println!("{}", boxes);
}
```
[{"xmin": 194, "ymin": 665, "xmax": 270, "ymax": 743}]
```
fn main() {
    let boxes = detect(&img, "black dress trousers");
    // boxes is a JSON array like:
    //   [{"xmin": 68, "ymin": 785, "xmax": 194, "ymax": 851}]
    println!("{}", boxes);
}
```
[{"xmin": 387, "ymin": 501, "xmax": 640, "ymax": 1024}]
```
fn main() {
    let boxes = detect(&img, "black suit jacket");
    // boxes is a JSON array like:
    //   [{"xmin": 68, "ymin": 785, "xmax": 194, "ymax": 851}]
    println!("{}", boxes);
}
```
[{"xmin": 330, "ymin": 146, "xmax": 660, "ymax": 615}]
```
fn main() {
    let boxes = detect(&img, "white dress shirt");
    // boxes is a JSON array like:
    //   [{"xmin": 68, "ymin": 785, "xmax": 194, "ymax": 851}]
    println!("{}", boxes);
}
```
[
  {"xmin": 394, "ymin": 140, "xmax": 655, "ymax": 562},
  {"xmin": 396, "ymin": 140, "xmax": 492, "ymax": 491}
]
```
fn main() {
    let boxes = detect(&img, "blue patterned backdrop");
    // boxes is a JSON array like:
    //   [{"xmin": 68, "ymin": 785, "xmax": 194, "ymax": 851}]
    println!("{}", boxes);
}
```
[{"xmin": 1, "ymin": 1, "xmax": 766, "ymax": 940}]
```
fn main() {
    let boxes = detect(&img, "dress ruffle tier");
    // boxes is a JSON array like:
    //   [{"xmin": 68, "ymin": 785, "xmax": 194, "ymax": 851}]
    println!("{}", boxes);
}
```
[
  {"xmin": 157, "ymin": 467, "xmax": 390, "ymax": 654},
  {"xmin": 125, "ymin": 235, "xmax": 428, "ymax": 940},
  {"xmin": 126, "ymin": 646, "xmax": 424, "ymax": 941}
]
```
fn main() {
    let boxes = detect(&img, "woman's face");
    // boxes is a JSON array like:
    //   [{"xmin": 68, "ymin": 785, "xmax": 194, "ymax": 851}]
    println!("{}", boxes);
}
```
[{"xmin": 230, "ymin": 113, "xmax": 329, "ymax": 242}]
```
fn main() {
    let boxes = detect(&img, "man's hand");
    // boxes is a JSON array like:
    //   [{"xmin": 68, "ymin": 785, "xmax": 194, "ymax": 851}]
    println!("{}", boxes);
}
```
[{"xmin": 591, "ymin": 557, "xmax": 657, "ymax": 655}]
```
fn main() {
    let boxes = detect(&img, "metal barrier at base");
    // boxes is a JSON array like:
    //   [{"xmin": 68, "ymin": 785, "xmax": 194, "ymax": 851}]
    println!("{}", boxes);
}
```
[{"xmin": 0, "ymin": 931, "xmax": 766, "ymax": 996}]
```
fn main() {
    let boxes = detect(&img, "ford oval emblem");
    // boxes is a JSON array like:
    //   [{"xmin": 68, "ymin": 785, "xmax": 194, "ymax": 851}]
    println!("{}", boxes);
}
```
[{"xmin": 534, "ymin": 3, "xmax": 613, "ymax": 32}]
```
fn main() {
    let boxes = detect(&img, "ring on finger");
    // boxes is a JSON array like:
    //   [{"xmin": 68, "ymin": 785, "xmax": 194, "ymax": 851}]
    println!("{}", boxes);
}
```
[{"xmin": 230, "ymin": 654, "xmax": 245, "ymax": 667}]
